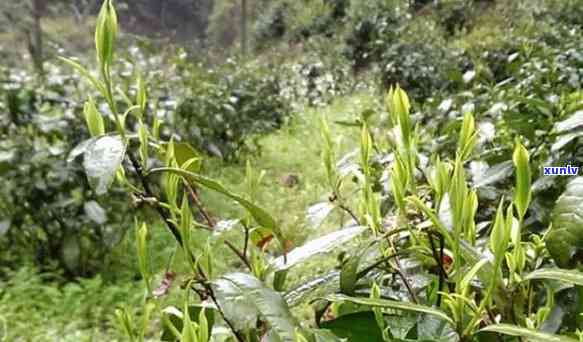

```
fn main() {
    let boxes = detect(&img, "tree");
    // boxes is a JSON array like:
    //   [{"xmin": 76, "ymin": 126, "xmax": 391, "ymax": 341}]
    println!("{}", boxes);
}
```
[
  {"xmin": 1, "ymin": 0, "xmax": 47, "ymax": 75},
  {"xmin": 241, "ymin": 0, "xmax": 247, "ymax": 55}
]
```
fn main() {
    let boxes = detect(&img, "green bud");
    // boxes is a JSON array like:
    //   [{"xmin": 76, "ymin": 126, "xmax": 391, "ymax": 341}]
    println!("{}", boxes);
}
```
[
  {"xmin": 360, "ymin": 123, "xmax": 372, "ymax": 173},
  {"xmin": 138, "ymin": 123, "xmax": 149, "ymax": 167},
  {"xmin": 458, "ymin": 112, "xmax": 477, "ymax": 161},
  {"xmin": 512, "ymin": 140, "xmax": 531, "ymax": 220},
  {"xmin": 136, "ymin": 73, "xmax": 147, "ymax": 116},
  {"xmin": 83, "ymin": 97, "xmax": 105, "ymax": 136},
  {"xmin": 489, "ymin": 200, "xmax": 509, "ymax": 257},
  {"xmin": 95, "ymin": 0, "xmax": 118, "ymax": 67},
  {"xmin": 392, "ymin": 85, "xmax": 411, "ymax": 147},
  {"xmin": 135, "ymin": 221, "xmax": 150, "ymax": 287},
  {"xmin": 198, "ymin": 308, "xmax": 209, "ymax": 342}
]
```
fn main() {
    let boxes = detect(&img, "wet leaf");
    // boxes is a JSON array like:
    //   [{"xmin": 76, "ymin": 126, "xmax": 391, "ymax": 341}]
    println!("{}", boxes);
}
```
[
  {"xmin": 472, "ymin": 161, "xmax": 514, "ymax": 188},
  {"xmin": 523, "ymin": 268, "xmax": 583, "ymax": 286},
  {"xmin": 306, "ymin": 202, "xmax": 335, "ymax": 229},
  {"xmin": 83, "ymin": 135, "xmax": 126, "ymax": 195},
  {"xmin": 480, "ymin": 324, "xmax": 576, "ymax": 342},
  {"xmin": 84, "ymin": 201, "xmax": 107, "ymax": 224},
  {"xmin": 270, "ymin": 226, "xmax": 366, "ymax": 271},
  {"xmin": 554, "ymin": 110, "xmax": 583, "ymax": 133},
  {"xmin": 216, "ymin": 273, "xmax": 297, "ymax": 342}
]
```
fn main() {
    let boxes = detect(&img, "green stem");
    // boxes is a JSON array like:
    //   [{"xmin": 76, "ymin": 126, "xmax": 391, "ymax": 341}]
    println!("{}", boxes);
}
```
[{"xmin": 463, "ymin": 254, "xmax": 503, "ymax": 337}]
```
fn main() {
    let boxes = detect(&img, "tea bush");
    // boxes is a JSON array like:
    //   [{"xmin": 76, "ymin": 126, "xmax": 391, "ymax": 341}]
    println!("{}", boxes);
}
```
[
  {"xmin": 60, "ymin": 2, "xmax": 583, "ymax": 341},
  {"xmin": 0, "ymin": 68, "xmax": 130, "ymax": 277},
  {"xmin": 174, "ymin": 60, "xmax": 291, "ymax": 159}
]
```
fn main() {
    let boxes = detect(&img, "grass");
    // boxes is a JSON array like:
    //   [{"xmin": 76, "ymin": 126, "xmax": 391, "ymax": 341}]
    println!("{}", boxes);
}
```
[{"xmin": 0, "ymin": 92, "xmax": 376, "ymax": 341}]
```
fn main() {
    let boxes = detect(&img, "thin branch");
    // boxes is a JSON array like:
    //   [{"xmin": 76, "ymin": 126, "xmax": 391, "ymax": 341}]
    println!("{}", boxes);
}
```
[
  {"xmin": 224, "ymin": 240, "xmax": 253, "ymax": 271},
  {"xmin": 427, "ymin": 230, "xmax": 446, "ymax": 306},
  {"xmin": 356, "ymin": 253, "xmax": 401, "ymax": 280},
  {"xmin": 184, "ymin": 181, "xmax": 215, "ymax": 228},
  {"xmin": 243, "ymin": 224, "xmax": 250, "ymax": 260},
  {"xmin": 183, "ymin": 178, "xmax": 252, "ymax": 272},
  {"xmin": 203, "ymin": 283, "xmax": 246, "ymax": 342},
  {"xmin": 128, "ymin": 152, "xmax": 183, "ymax": 246},
  {"xmin": 385, "ymin": 234, "xmax": 418, "ymax": 304},
  {"xmin": 338, "ymin": 204, "xmax": 361, "ymax": 225}
]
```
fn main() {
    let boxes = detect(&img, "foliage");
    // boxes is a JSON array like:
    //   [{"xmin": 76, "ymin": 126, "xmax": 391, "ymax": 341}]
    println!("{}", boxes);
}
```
[
  {"xmin": 342, "ymin": 0, "xmax": 407, "ymax": 70},
  {"xmin": 0, "ymin": 265, "xmax": 143, "ymax": 341},
  {"xmin": 59, "ymin": 2, "xmax": 583, "ymax": 341},
  {"xmin": 174, "ymin": 59, "xmax": 291, "ymax": 159},
  {"xmin": 4, "ymin": 0, "xmax": 583, "ymax": 340},
  {"xmin": 0, "ymin": 66, "xmax": 129, "ymax": 277}
]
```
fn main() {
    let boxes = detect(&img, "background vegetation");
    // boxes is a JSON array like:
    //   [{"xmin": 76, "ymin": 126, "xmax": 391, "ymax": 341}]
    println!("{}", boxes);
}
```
[{"xmin": 1, "ymin": 0, "xmax": 583, "ymax": 340}]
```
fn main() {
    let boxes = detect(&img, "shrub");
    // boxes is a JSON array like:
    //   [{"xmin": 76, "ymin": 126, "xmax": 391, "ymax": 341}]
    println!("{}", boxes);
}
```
[
  {"xmin": 60, "ymin": 1, "xmax": 583, "ymax": 341},
  {"xmin": 379, "ymin": 42, "xmax": 462, "ymax": 100},
  {"xmin": 174, "ymin": 60, "xmax": 291, "ymax": 159},
  {"xmin": 343, "ymin": 0, "xmax": 406, "ymax": 70},
  {"xmin": 0, "ymin": 67, "xmax": 129, "ymax": 277}
]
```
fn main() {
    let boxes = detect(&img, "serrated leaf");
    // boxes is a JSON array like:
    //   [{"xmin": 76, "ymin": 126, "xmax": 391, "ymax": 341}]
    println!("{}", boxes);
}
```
[
  {"xmin": 83, "ymin": 135, "xmax": 126, "ymax": 195},
  {"xmin": 325, "ymin": 294, "xmax": 454, "ymax": 326},
  {"xmin": 270, "ymin": 226, "xmax": 366, "ymax": 271},
  {"xmin": 546, "ymin": 177, "xmax": 583, "ymax": 268},
  {"xmin": 480, "ymin": 324, "xmax": 577, "ymax": 342},
  {"xmin": 217, "ymin": 273, "xmax": 297, "ymax": 342},
  {"xmin": 284, "ymin": 271, "xmax": 339, "ymax": 307},
  {"xmin": 523, "ymin": 268, "xmax": 583, "ymax": 286},
  {"xmin": 212, "ymin": 278, "xmax": 258, "ymax": 331}
]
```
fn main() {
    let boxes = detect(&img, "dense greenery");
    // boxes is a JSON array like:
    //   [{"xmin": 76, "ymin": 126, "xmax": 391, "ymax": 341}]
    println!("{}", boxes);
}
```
[{"xmin": 2, "ymin": 0, "xmax": 583, "ymax": 341}]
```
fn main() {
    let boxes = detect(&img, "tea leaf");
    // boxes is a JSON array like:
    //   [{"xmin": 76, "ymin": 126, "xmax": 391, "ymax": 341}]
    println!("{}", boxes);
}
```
[
  {"xmin": 82, "ymin": 135, "xmax": 126, "ymax": 195},
  {"xmin": 83, "ymin": 98, "xmax": 105, "ymax": 137},
  {"xmin": 546, "ymin": 177, "xmax": 583, "ymax": 268},
  {"xmin": 523, "ymin": 268, "xmax": 583, "ymax": 286},
  {"xmin": 480, "ymin": 324, "xmax": 577, "ymax": 342},
  {"xmin": 325, "ymin": 294, "xmax": 454, "ymax": 326},
  {"xmin": 270, "ymin": 226, "xmax": 366, "ymax": 271},
  {"xmin": 512, "ymin": 141, "xmax": 531, "ymax": 220},
  {"xmin": 217, "ymin": 273, "xmax": 297, "ymax": 342}
]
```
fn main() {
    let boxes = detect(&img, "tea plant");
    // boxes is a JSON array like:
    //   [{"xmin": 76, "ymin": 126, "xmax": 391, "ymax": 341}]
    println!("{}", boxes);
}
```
[{"xmin": 62, "ymin": 1, "xmax": 583, "ymax": 341}]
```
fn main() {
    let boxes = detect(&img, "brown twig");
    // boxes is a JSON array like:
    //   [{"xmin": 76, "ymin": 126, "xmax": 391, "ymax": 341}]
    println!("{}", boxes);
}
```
[
  {"xmin": 243, "ymin": 224, "xmax": 250, "ymax": 260},
  {"xmin": 385, "ymin": 234, "xmax": 418, "ymax": 304},
  {"xmin": 224, "ymin": 240, "xmax": 253, "ymax": 271},
  {"xmin": 184, "ymin": 181, "xmax": 215, "ymax": 228},
  {"xmin": 338, "ymin": 204, "xmax": 361, "ymax": 226},
  {"xmin": 128, "ymin": 152, "xmax": 183, "ymax": 246},
  {"xmin": 202, "ymin": 283, "xmax": 245, "ymax": 342},
  {"xmin": 183, "ymin": 180, "xmax": 253, "ymax": 271},
  {"xmin": 427, "ymin": 231, "xmax": 447, "ymax": 306}
]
